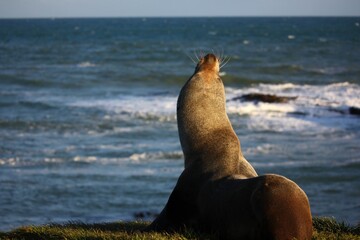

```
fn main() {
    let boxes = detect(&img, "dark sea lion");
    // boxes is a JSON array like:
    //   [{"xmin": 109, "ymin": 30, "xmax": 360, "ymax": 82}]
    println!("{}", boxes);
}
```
[{"xmin": 148, "ymin": 54, "xmax": 312, "ymax": 240}]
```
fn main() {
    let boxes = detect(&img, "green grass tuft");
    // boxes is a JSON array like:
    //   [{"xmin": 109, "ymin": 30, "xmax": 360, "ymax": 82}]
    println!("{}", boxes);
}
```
[
  {"xmin": 312, "ymin": 217, "xmax": 360, "ymax": 240},
  {"xmin": 313, "ymin": 217, "xmax": 359, "ymax": 235},
  {"xmin": 0, "ymin": 217, "xmax": 359, "ymax": 240}
]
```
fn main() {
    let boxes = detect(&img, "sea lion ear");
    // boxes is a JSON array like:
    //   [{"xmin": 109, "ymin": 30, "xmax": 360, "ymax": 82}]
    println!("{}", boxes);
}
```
[
  {"xmin": 194, "ymin": 58, "xmax": 204, "ymax": 73},
  {"xmin": 194, "ymin": 63, "xmax": 200, "ymax": 73}
]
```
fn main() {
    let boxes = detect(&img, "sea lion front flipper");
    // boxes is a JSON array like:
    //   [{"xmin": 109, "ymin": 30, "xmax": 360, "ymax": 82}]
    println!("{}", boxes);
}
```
[{"xmin": 147, "ymin": 182, "xmax": 198, "ymax": 231}]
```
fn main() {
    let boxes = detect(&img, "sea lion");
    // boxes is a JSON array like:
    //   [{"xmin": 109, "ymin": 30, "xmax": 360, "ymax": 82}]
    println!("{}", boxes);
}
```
[{"xmin": 148, "ymin": 53, "xmax": 312, "ymax": 240}]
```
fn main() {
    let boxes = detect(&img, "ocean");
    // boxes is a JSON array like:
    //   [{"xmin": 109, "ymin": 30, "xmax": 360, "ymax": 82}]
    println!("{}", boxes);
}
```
[{"xmin": 0, "ymin": 17, "xmax": 359, "ymax": 231}]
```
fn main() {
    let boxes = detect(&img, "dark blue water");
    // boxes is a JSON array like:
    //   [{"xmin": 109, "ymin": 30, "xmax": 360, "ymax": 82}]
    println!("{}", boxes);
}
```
[{"xmin": 0, "ymin": 17, "xmax": 359, "ymax": 230}]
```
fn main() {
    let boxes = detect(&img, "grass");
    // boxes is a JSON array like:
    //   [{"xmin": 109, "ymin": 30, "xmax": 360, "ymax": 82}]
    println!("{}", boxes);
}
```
[
  {"xmin": 0, "ymin": 217, "xmax": 359, "ymax": 240},
  {"xmin": 312, "ymin": 217, "xmax": 360, "ymax": 240},
  {"xmin": 0, "ymin": 221, "xmax": 212, "ymax": 240}
]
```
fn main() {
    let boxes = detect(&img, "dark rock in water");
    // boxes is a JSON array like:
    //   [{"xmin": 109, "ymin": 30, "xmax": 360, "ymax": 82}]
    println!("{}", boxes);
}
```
[
  {"xmin": 134, "ymin": 211, "xmax": 159, "ymax": 220},
  {"xmin": 328, "ymin": 108, "xmax": 347, "ymax": 115},
  {"xmin": 231, "ymin": 93, "xmax": 297, "ymax": 103},
  {"xmin": 349, "ymin": 107, "xmax": 360, "ymax": 115}
]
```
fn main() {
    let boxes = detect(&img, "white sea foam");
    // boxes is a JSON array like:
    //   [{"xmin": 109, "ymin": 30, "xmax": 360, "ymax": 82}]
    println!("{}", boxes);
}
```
[
  {"xmin": 227, "ymin": 82, "xmax": 360, "ymax": 113},
  {"xmin": 73, "ymin": 156, "xmax": 97, "ymax": 162},
  {"xmin": 0, "ymin": 151, "xmax": 181, "ymax": 167},
  {"xmin": 246, "ymin": 115, "xmax": 331, "ymax": 133},
  {"xmin": 99, "ymin": 144, "xmax": 133, "ymax": 150},
  {"xmin": 129, "ymin": 153, "xmax": 147, "ymax": 161},
  {"xmin": 252, "ymin": 160, "xmax": 316, "ymax": 168},
  {"xmin": 67, "ymin": 82, "xmax": 359, "ymax": 134},
  {"xmin": 0, "ymin": 158, "xmax": 20, "ymax": 166},
  {"xmin": 244, "ymin": 144, "xmax": 282, "ymax": 155},
  {"xmin": 129, "ymin": 151, "xmax": 183, "ymax": 162},
  {"xmin": 78, "ymin": 151, "xmax": 183, "ymax": 165},
  {"xmin": 77, "ymin": 61, "xmax": 96, "ymax": 68},
  {"xmin": 70, "ymin": 96, "xmax": 177, "ymax": 122},
  {"xmin": 71, "ymin": 156, "xmax": 129, "ymax": 164},
  {"xmin": 288, "ymin": 35, "xmax": 295, "ymax": 40},
  {"xmin": 226, "ymin": 82, "xmax": 360, "ymax": 133},
  {"xmin": 228, "ymin": 102, "xmax": 296, "ymax": 116},
  {"xmin": 0, "ymin": 157, "xmax": 67, "ymax": 166},
  {"xmin": 43, "ymin": 158, "xmax": 64, "ymax": 163}
]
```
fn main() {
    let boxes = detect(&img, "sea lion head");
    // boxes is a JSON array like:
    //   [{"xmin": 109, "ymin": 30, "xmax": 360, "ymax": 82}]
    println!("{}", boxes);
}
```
[
  {"xmin": 179, "ymin": 53, "xmax": 224, "ymax": 114},
  {"xmin": 195, "ymin": 53, "xmax": 220, "ymax": 74}
]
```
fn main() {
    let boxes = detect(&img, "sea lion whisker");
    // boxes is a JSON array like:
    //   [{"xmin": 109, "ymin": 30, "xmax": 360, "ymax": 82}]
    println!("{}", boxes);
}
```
[
  {"xmin": 186, "ymin": 53, "xmax": 197, "ymax": 64},
  {"xmin": 219, "ymin": 54, "xmax": 224, "ymax": 64},
  {"xmin": 219, "ymin": 53, "xmax": 223, "ymax": 63},
  {"xmin": 199, "ymin": 49, "xmax": 205, "ymax": 59},
  {"xmin": 217, "ymin": 47, "xmax": 224, "ymax": 62},
  {"xmin": 220, "ymin": 56, "xmax": 231, "ymax": 69},
  {"xmin": 212, "ymin": 48, "xmax": 219, "ymax": 59},
  {"xmin": 193, "ymin": 49, "xmax": 200, "ymax": 61},
  {"xmin": 218, "ymin": 47, "xmax": 224, "ymax": 61},
  {"xmin": 218, "ymin": 50, "xmax": 225, "ymax": 64},
  {"xmin": 188, "ymin": 56, "xmax": 197, "ymax": 64}
]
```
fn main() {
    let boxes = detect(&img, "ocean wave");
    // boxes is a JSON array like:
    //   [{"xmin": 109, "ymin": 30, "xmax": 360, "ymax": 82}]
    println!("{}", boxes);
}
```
[
  {"xmin": 71, "ymin": 82, "xmax": 338, "ymax": 117},
  {"xmin": 15, "ymin": 81, "xmax": 358, "ymax": 134},
  {"xmin": 0, "ymin": 150, "xmax": 183, "ymax": 167},
  {"xmin": 252, "ymin": 160, "xmax": 316, "ymax": 168},
  {"xmin": 17, "ymin": 100, "xmax": 57, "ymax": 110},
  {"xmin": 0, "ymin": 156, "xmax": 123, "ymax": 167},
  {"xmin": 69, "ymin": 96, "xmax": 177, "ymax": 122},
  {"xmin": 77, "ymin": 61, "xmax": 96, "ymax": 68},
  {"xmin": 251, "ymin": 156, "xmax": 360, "ymax": 168},
  {"xmin": 244, "ymin": 144, "xmax": 283, "ymax": 156},
  {"xmin": 225, "ymin": 82, "xmax": 360, "ymax": 133},
  {"xmin": 0, "ymin": 158, "xmax": 20, "ymax": 166},
  {"xmin": 253, "ymin": 64, "xmax": 354, "ymax": 76},
  {"xmin": 0, "ymin": 74, "xmax": 56, "ymax": 88},
  {"xmin": 228, "ymin": 102, "xmax": 296, "ymax": 116},
  {"xmin": 129, "ymin": 151, "xmax": 183, "ymax": 162},
  {"xmin": 255, "ymin": 65, "xmax": 303, "ymax": 75},
  {"xmin": 226, "ymin": 82, "xmax": 360, "ymax": 115},
  {"xmin": 246, "ymin": 115, "xmax": 333, "ymax": 134},
  {"xmin": 62, "ymin": 82, "xmax": 360, "ymax": 135},
  {"xmin": 305, "ymin": 67, "xmax": 349, "ymax": 75}
]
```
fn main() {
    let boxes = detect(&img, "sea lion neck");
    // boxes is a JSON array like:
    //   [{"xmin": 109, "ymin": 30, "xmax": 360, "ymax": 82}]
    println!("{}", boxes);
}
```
[{"xmin": 195, "ymin": 53, "xmax": 220, "ymax": 74}]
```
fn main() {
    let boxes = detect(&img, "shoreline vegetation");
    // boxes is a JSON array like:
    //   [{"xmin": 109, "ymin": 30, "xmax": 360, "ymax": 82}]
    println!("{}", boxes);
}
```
[{"xmin": 0, "ymin": 217, "xmax": 359, "ymax": 240}]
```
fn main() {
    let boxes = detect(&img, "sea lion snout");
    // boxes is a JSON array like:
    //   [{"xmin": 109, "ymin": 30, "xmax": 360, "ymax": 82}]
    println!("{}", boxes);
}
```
[
  {"xmin": 196, "ymin": 53, "xmax": 220, "ymax": 73},
  {"xmin": 204, "ymin": 53, "xmax": 217, "ymax": 64}
]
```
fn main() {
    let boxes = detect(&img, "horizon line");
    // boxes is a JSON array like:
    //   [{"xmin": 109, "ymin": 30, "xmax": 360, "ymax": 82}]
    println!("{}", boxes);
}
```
[{"xmin": 1, "ymin": 15, "xmax": 359, "ymax": 20}]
